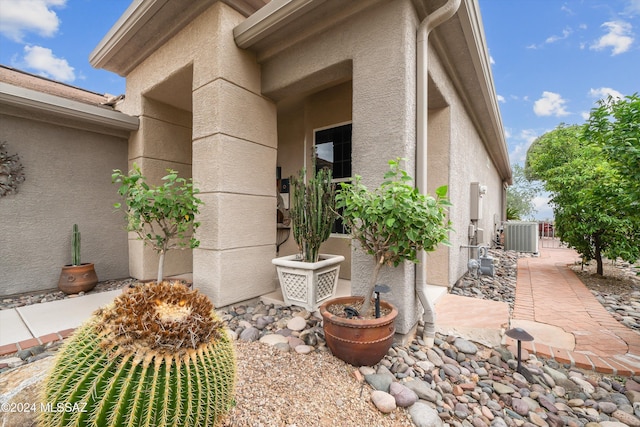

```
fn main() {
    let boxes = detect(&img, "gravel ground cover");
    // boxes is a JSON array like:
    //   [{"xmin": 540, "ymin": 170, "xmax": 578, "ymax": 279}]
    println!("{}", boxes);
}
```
[{"xmin": 1, "ymin": 249, "xmax": 639, "ymax": 427}]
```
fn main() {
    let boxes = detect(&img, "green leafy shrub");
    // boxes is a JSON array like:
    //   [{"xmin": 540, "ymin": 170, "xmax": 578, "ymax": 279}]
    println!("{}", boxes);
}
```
[
  {"xmin": 112, "ymin": 164, "xmax": 203, "ymax": 282},
  {"xmin": 336, "ymin": 158, "xmax": 452, "ymax": 315}
]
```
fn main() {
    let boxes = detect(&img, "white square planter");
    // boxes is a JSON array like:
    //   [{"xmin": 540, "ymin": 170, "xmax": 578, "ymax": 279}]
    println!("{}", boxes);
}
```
[{"xmin": 271, "ymin": 254, "xmax": 345, "ymax": 312}]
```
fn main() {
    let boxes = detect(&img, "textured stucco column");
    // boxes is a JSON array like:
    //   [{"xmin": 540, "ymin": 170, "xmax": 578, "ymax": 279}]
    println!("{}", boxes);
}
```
[
  {"xmin": 192, "ymin": 78, "xmax": 277, "ymax": 308},
  {"xmin": 350, "ymin": 9, "xmax": 420, "ymax": 337}
]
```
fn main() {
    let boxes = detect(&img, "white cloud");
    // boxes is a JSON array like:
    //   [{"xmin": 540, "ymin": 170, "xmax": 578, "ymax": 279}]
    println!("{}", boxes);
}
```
[
  {"xmin": 581, "ymin": 111, "xmax": 591, "ymax": 120},
  {"xmin": 497, "ymin": 94, "xmax": 506, "ymax": 103},
  {"xmin": 532, "ymin": 194, "xmax": 554, "ymax": 221},
  {"xmin": 490, "ymin": 55, "xmax": 495, "ymax": 65},
  {"xmin": 561, "ymin": 5, "xmax": 574, "ymax": 15},
  {"xmin": 588, "ymin": 87, "xmax": 624, "ymax": 101},
  {"xmin": 590, "ymin": 21, "xmax": 634, "ymax": 55},
  {"xmin": 533, "ymin": 91, "xmax": 570, "ymax": 117},
  {"xmin": 533, "ymin": 195, "xmax": 550, "ymax": 210},
  {"xmin": 508, "ymin": 129, "xmax": 539, "ymax": 164},
  {"xmin": 22, "ymin": 45, "xmax": 75, "ymax": 82},
  {"xmin": 0, "ymin": 0, "xmax": 66, "ymax": 42},
  {"xmin": 545, "ymin": 28, "xmax": 572, "ymax": 44},
  {"xmin": 625, "ymin": 0, "xmax": 640, "ymax": 16}
]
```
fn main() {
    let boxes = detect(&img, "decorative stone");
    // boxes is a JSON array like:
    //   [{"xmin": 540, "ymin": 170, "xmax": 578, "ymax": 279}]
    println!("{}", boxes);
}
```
[
  {"xmin": 365, "ymin": 374, "xmax": 393, "ymax": 392},
  {"xmin": 404, "ymin": 380, "xmax": 439, "ymax": 403},
  {"xmin": 294, "ymin": 345, "xmax": 313, "ymax": 354},
  {"xmin": 454, "ymin": 337, "xmax": 478, "ymax": 354},
  {"xmin": 571, "ymin": 376, "xmax": 595, "ymax": 394},
  {"xmin": 611, "ymin": 409, "xmax": 640, "ymax": 427},
  {"xmin": 493, "ymin": 382, "xmax": 515, "ymax": 395},
  {"xmin": 529, "ymin": 411, "xmax": 549, "ymax": 427},
  {"xmin": 239, "ymin": 326, "xmax": 260, "ymax": 342},
  {"xmin": 286, "ymin": 316, "xmax": 307, "ymax": 331},
  {"xmin": 626, "ymin": 389, "xmax": 640, "ymax": 404},
  {"xmin": 371, "ymin": 390, "xmax": 396, "ymax": 413},
  {"xmin": 543, "ymin": 366, "xmax": 567, "ymax": 382},
  {"xmin": 389, "ymin": 382, "xmax": 418, "ymax": 407},
  {"xmin": 258, "ymin": 334, "xmax": 289, "ymax": 346},
  {"xmin": 512, "ymin": 398, "xmax": 530, "ymax": 416},
  {"xmin": 598, "ymin": 401, "xmax": 618, "ymax": 414},
  {"xmin": 408, "ymin": 401, "xmax": 443, "ymax": 427}
]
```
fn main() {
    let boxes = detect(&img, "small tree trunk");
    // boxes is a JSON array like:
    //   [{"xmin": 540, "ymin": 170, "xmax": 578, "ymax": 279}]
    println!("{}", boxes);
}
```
[
  {"xmin": 594, "ymin": 234, "xmax": 603, "ymax": 276},
  {"xmin": 360, "ymin": 256, "xmax": 385, "ymax": 316},
  {"xmin": 157, "ymin": 251, "xmax": 165, "ymax": 283}
]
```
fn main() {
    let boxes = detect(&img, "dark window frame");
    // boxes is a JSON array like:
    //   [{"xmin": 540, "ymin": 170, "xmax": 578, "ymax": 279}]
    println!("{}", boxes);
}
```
[{"xmin": 314, "ymin": 122, "xmax": 352, "ymax": 235}]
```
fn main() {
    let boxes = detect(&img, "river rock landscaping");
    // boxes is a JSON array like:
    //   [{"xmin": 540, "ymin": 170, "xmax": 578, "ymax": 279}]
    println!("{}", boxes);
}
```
[{"xmin": 1, "ymin": 249, "xmax": 639, "ymax": 426}]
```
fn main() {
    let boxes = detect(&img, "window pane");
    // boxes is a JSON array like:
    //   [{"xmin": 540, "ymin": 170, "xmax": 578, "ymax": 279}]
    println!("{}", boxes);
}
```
[
  {"xmin": 315, "ymin": 124, "xmax": 351, "ymax": 180},
  {"xmin": 314, "ymin": 123, "xmax": 352, "ymax": 234}
]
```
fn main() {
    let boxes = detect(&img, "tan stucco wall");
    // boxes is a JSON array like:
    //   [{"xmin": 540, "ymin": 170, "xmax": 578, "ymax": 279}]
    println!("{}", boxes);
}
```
[
  {"xmin": 106, "ymin": 0, "xmax": 507, "ymax": 334},
  {"xmin": 125, "ymin": 97, "xmax": 194, "ymax": 280},
  {"xmin": 260, "ymin": 0, "xmax": 421, "ymax": 334},
  {"xmin": 427, "ymin": 47, "xmax": 504, "ymax": 287},
  {"xmin": 275, "ymin": 81, "xmax": 353, "ymax": 280},
  {"xmin": 0, "ymin": 113, "xmax": 129, "ymax": 296},
  {"xmin": 259, "ymin": 0, "xmax": 506, "ymax": 334},
  {"xmin": 117, "ymin": 2, "xmax": 277, "ymax": 305}
]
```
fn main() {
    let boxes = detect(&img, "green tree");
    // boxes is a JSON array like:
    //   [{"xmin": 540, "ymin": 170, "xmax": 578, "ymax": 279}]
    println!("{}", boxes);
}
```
[
  {"xmin": 112, "ymin": 164, "xmax": 203, "ymax": 283},
  {"xmin": 506, "ymin": 163, "xmax": 541, "ymax": 220},
  {"xmin": 526, "ymin": 123, "xmax": 640, "ymax": 275},
  {"xmin": 584, "ymin": 93, "xmax": 640, "ymax": 210}
]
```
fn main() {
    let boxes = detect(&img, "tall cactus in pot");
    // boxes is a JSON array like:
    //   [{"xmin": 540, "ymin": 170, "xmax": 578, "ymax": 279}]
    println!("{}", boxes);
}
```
[
  {"xmin": 289, "ymin": 166, "xmax": 337, "ymax": 263},
  {"xmin": 71, "ymin": 223, "xmax": 81, "ymax": 266}
]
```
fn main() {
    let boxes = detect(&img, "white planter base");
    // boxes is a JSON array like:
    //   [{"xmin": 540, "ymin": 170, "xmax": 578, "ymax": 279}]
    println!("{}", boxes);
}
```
[{"xmin": 272, "ymin": 254, "xmax": 345, "ymax": 312}]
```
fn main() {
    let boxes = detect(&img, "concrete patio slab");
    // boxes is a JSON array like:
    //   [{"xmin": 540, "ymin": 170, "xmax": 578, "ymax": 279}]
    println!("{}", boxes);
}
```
[
  {"xmin": 15, "ymin": 290, "xmax": 121, "ymax": 338},
  {"xmin": 509, "ymin": 318, "xmax": 575, "ymax": 350},
  {"xmin": 435, "ymin": 293, "xmax": 510, "ymax": 348},
  {"xmin": 0, "ymin": 309, "xmax": 32, "ymax": 346}
]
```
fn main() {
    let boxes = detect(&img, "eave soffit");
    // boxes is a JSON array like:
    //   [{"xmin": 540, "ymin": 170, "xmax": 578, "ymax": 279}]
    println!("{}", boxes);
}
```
[
  {"xmin": 429, "ymin": 0, "xmax": 511, "ymax": 182},
  {"xmin": 0, "ymin": 82, "xmax": 140, "ymax": 131},
  {"xmin": 89, "ymin": 0, "xmax": 270, "ymax": 77}
]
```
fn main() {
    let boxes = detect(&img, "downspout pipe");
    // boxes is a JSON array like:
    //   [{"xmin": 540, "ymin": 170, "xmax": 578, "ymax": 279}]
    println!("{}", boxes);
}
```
[{"xmin": 415, "ymin": 0, "xmax": 461, "ymax": 346}]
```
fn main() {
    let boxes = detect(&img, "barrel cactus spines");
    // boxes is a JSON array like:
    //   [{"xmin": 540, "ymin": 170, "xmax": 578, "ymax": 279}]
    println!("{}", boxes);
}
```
[
  {"xmin": 71, "ymin": 224, "xmax": 81, "ymax": 266},
  {"xmin": 40, "ymin": 282, "xmax": 236, "ymax": 427}
]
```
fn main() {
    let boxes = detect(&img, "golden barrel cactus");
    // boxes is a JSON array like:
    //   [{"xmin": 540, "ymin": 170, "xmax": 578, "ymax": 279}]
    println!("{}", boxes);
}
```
[{"xmin": 40, "ymin": 282, "xmax": 236, "ymax": 427}]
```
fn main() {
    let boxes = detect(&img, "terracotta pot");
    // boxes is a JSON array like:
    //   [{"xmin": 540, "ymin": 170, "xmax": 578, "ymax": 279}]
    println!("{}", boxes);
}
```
[
  {"xmin": 58, "ymin": 263, "xmax": 98, "ymax": 294},
  {"xmin": 320, "ymin": 296, "xmax": 398, "ymax": 367}
]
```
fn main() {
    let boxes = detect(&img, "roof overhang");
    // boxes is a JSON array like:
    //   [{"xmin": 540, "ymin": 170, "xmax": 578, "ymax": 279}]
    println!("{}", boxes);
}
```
[
  {"xmin": 89, "ymin": 0, "xmax": 510, "ymax": 183},
  {"xmin": 0, "ymin": 82, "xmax": 139, "ymax": 131},
  {"xmin": 430, "ymin": 0, "xmax": 512, "ymax": 183},
  {"xmin": 231, "ymin": 0, "xmax": 512, "ymax": 183},
  {"xmin": 89, "ymin": 0, "xmax": 270, "ymax": 76}
]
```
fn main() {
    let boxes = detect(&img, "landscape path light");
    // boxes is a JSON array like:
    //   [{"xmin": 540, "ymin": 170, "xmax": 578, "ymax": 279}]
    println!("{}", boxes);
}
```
[{"xmin": 505, "ymin": 327, "xmax": 534, "ymax": 378}]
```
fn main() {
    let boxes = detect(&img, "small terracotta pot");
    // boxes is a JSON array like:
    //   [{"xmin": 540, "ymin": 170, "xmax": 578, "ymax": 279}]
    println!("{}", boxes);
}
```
[
  {"xmin": 58, "ymin": 263, "xmax": 98, "ymax": 294},
  {"xmin": 320, "ymin": 296, "xmax": 398, "ymax": 367}
]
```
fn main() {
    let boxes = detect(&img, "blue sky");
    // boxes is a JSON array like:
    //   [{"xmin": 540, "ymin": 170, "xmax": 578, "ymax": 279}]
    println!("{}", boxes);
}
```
[{"xmin": 1, "ymin": 0, "xmax": 638, "ymax": 219}]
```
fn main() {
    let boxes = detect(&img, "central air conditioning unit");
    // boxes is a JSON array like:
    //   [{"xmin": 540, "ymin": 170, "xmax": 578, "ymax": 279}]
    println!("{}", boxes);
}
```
[{"xmin": 504, "ymin": 221, "xmax": 539, "ymax": 254}]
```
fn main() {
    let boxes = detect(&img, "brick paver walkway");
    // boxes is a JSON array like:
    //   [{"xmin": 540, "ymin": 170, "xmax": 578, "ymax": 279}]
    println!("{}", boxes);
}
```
[{"xmin": 506, "ymin": 246, "xmax": 640, "ymax": 376}]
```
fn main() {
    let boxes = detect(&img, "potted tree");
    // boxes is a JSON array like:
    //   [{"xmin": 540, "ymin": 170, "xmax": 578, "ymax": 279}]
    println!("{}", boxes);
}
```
[
  {"xmin": 272, "ymin": 166, "xmax": 344, "ymax": 312},
  {"xmin": 112, "ymin": 164, "xmax": 203, "ymax": 284},
  {"xmin": 58, "ymin": 224, "xmax": 98, "ymax": 294},
  {"xmin": 320, "ymin": 158, "xmax": 452, "ymax": 366}
]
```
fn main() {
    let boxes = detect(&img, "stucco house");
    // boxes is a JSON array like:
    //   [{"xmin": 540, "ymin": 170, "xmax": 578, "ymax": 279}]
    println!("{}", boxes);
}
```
[{"xmin": 0, "ymin": 0, "xmax": 511, "ymax": 340}]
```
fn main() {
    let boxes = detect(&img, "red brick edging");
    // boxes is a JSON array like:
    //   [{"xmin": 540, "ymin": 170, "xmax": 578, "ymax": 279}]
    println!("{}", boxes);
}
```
[
  {"xmin": 505, "ymin": 336, "xmax": 639, "ymax": 377},
  {"xmin": 3, "ymin": 327, "xmax": 637, "ymax": 378},
  {"xmin": 0, "ymin": 328, "xmax": 75, "ymax": 357}
]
